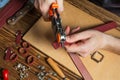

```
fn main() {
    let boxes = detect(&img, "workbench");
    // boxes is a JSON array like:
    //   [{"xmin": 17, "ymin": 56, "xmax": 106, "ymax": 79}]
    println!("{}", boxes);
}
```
[{"xmin": 0, "ymin": 0, "xmax": 120, "ymax": 80}]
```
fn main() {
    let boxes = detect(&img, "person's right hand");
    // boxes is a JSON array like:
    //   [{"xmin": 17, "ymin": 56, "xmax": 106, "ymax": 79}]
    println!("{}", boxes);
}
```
[
  {"xmin": 64, "ymin": 26, "xmax": 110, "ymax": 57},
  {"xmin": 34, "ymin": 0, "xmax": 64, "ymax": 20}
]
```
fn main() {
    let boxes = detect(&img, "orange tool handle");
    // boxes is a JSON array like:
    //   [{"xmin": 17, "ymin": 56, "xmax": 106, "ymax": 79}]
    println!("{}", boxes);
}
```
[
  {"xmin": 49, "ymin": 2, "xmax": 58, "ymax": 17},
  {"xmin": 56, "ymin": 33, "xmax": 61, "ymax": 43}
]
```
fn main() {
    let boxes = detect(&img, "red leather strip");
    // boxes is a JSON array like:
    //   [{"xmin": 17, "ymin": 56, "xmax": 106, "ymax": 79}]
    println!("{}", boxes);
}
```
[
  {"xmin": 68, "ymin": 52, "xmax": 93, "ymax": 80},
  {"xmin": 93, "ymin": 21, "xmax": 117, "ymax": 31},
  {"xmin": 67, "ymin": 21, "xmax": 117, "ymax": 80},
  {"xmin": 52, "ymin": 21, "xmax": 117, "ymax": 79},
  {"xmin": 0, "ymin": 0, "xmax": 28, "ymax": 28}
]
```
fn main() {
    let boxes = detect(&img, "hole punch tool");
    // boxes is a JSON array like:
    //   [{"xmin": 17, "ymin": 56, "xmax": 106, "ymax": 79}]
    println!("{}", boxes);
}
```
[{"xmin": 49, "ymin": 3, "xmax": 66, "ymax": 47}]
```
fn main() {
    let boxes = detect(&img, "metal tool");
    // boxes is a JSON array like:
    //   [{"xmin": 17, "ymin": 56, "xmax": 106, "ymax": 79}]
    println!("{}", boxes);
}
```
[{"xmin": 49, "ymin": 3, "xmax": 66, "ymax": 47}]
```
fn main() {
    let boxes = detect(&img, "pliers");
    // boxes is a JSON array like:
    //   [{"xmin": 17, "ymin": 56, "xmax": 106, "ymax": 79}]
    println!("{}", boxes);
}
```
[{"xmin": 49, "ymin": 3, "xmax": 66, "ymax": 47}]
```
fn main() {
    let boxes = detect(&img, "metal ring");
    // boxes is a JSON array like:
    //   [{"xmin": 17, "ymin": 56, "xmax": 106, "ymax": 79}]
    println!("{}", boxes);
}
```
[{"xmin": 91, "ymin": 51, "xmax": 104, "ymax": 63}]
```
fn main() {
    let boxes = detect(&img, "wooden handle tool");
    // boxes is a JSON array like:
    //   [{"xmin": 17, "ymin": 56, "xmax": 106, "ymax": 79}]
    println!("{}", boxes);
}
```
[{"xmin": 47, "ymin": 58, "xmax": 69, "ymax": 80}]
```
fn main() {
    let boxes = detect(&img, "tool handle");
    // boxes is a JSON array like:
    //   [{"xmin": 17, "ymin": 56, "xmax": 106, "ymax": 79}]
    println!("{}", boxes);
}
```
[
  {"xmin": 2, "ymin": 69, "xmax": 9, "ymax": 80},
  {"xmin": 49, "ymin": 2, "xmax": 58, "ymax": 17},
  {"xmin": 47, "ymin": 58, "xmax": 65, "ymax": 78}
]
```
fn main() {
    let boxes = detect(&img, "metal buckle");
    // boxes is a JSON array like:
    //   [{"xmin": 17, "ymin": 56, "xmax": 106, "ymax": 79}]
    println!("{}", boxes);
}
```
[{"xmin": 91, "ymin": 51, "xmax": 104, "ymax": 63}]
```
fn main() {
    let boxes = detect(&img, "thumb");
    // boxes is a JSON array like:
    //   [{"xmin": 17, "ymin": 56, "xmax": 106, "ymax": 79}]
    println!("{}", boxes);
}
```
[
  {"xmin": 66, "ymin": 30, "xmax": 93, "ymax": 43},
  {"xmin": 57, "ymin": 0, "xmax": 64, "ymax": 13}
]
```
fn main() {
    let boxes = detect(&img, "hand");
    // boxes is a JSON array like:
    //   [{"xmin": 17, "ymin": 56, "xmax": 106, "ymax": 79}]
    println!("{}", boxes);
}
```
[
  {"xmin": 34, "ymin": 0, "xmax": 64, "ymax": 20},
  {"xmin": 65, "ymin": 26, "xmax": 109, "ymax": 57}
]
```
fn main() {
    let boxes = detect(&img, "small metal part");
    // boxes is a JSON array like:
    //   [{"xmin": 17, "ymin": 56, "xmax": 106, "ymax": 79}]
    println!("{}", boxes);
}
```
[
  {"xmin": 38, "ymin": 65, "xmax": 45, "ymax": 70},
  {"xmin": 14, "ymin": 63, "xmax": 29, "ymax": 79},
  {"xmin": 41, "ymin": 66, "xmax": 45, "ymax": 70},
  {"xmin": 37, "ymin": 54, "xmax": 41, "ymax": 59},
  {"xmin": 52, "ymin": 72, "xmax": 57, "ymax": 77},
  {"xmin": 37, "ymin": 65, "xmax": 41, "ymax": 69},
  {"xmin": 91, "ymin": 51, "xmax": 104, "ymax": 63},
  {"xmin": 37, "ymin": 72, "xmax": 46, "ymax": 80}
]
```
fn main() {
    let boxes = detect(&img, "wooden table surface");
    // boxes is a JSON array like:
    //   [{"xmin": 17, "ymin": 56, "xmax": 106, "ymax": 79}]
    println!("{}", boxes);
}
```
[
  {"xmin": 0, "ymin": 0, "xmax": 120, "ymax": 80},
  {"xmin": 0, "ymin": 8, "xmax": 81, "ymax": 80}
]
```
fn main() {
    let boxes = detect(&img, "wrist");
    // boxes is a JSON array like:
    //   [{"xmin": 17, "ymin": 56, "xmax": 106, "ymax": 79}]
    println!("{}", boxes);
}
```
[{"xmin": 103, "ymin": 35, "xmax": 120, "ymax": 52}]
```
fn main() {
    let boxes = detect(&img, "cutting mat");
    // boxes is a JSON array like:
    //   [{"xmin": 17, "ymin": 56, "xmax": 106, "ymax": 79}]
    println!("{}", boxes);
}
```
[{"xmin": 23, "ymin": 1, "xmax": 120, "ymax": 80}]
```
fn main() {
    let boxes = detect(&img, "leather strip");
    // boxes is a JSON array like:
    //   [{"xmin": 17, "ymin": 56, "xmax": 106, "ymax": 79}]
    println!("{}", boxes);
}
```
[
  {"xmin": 52, "ymin": 21, "xmax": 117, "ymax": 79},
  {"xmin": 68, "ymin": 52, "xmax": 93, "ymax": 80},
  {"xmin": 67, "ymin": 21, "xmax": 117, "ymax": 80},
  {"xmin": 0, "ymin": 0, "xmax": 28, "ymax": 28},
  {"xmin": 93, "ymin": 21, "xmax": 117, "ymax": 31},
  {"xmin": 4, "ymin": 47, "xmax": 18, "ymax": 62}
]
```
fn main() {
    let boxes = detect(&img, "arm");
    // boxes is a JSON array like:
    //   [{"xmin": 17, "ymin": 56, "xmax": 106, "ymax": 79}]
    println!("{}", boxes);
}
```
[{"xmin": 105, "ymin": 35, "xmax": 120, "ymax": 54}]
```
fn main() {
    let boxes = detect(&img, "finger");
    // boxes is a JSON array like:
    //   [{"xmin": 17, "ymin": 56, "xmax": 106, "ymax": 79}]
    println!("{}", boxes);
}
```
[
  {"xmin": 71, "ymin": 26, "xmax": 80, "ymax": 34},
  {"xmin": 66, "ymin": 30, "xmax": 93, "ymax": 43},
  {"xmin": 65, "ymin": 26, "xmax": 71, "ymax": 35},
  {"xmin": 77, "ymin": 52, "xmax": 88, "ymax": 57},
  {"xmin": 57, "ymin": 0, "xmax": 64, "ymax": 13},
  {"xmin": 38, "ymin": 0, "xmax": 48, "ymax": 20},
  {"xmin": 34, "ymin": 0, "xmax": 39, "ymax": 9},
  {"xmin": 65, "ymin": 43, "xmax": 82, "ymax": 52},
  {"xmin": 38, "ymin": 0, "xmax": 56, "ymax": 20}
]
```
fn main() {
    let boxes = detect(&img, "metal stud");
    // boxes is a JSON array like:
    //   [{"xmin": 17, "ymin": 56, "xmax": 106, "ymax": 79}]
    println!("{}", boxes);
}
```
[{"xmin": 37, "ymin": 54, "xmax": 41, "ymax": 59}]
